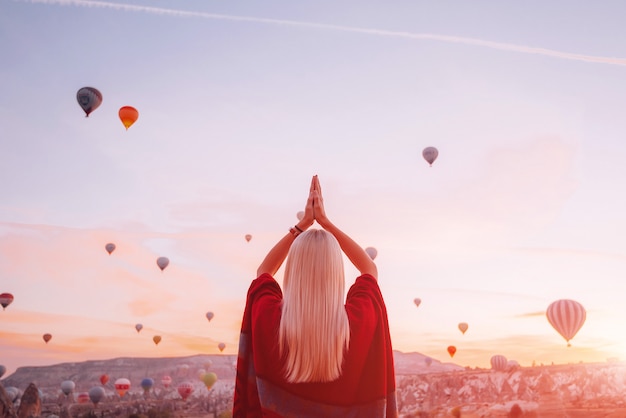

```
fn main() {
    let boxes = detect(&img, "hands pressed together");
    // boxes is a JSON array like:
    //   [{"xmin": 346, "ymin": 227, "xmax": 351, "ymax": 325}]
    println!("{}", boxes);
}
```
[{"xmin": 298, "ymin": 175, "xmax": 330, "ymax": 230}]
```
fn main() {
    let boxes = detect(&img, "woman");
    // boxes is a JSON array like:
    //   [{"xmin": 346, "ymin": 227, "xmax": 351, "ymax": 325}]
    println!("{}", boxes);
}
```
[{"xmin": 233, "ymin": 176, "xmax": 397, "ymax": 418}]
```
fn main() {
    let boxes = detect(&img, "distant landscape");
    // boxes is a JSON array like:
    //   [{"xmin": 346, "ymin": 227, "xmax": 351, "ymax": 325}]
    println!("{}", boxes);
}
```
[{"xmin": 3, "ymin": 352, "xmax": 626, "ymax": 417}]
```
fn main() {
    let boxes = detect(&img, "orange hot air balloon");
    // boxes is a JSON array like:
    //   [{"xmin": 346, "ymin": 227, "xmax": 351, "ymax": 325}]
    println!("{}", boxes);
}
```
[
  {"xmin": 43, "ymin": 333, "xmax": 52, "ymax": 344},
  {"xmin": 118, "ymin": 106, "xmax": 139, "ymax": 130},
  {"xmin": 245, "ymin": 234, "xmax": 252, "ymax": 242},
  {"xmin": 153, "ymin": 335, "xmax": 162, "ymax": 345},
  {"xmin": 100, "ymin": 374, "xmax": 109, "ymax": 385},
  {"xmin": 458, "ymin": 322, "xmax": 469, "ymax": 335},
  {"xmin": 447, "ymin": 345, "xmax": 456, "ymax": 358},
  {"xmin": 218, "ymin": 342, "xmax": 226, "ymax": 352}
]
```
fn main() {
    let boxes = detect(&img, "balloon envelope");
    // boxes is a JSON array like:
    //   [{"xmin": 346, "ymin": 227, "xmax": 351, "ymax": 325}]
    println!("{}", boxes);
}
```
[
  {"xmin": 177, "ymin": 382, "xmax": 194, "ymax": 401},
  {"xmin": 61, "ymin": 380, "xmax": 75, "ymax": 396},
  {"xmin": 156, "ymin": 257, "xmax": 169, "ymax": 271},
  {"xmin": 546, "ymin": 299, "xmax": 586, "ymax": 345},
  {"xmin": 88, "ymin": 386, "xmax": 105, "ymax": 405},
  {"xmin": 118, "ymin": 106, "xmax": 139, "ymax": 130},
  {"xmin": 161, "ymin": 375, "xmax": 172, "ymax": 388},
  {"xmin": 218, "ymin": 342, "xmax": 226, "ymax": 352},
  {"xmin": 458, "ymin": 322, "xmax": 469, "ymax": 334},
  {"xmin": 153, "ymin": 335, "xmax": 162, "ymax": 345},
  {"xmin": 99, "ymin": 374, "xmax": 109, "ymax": 385},
  {"xmin": 365, "ymin": 247, "xmax": 378, "ymax": 260},
  {"xmin": 205, "ymin": 311, "xmax": 214, "ymax": 322},
  {"xmin": 490, "ymin": 354, "xmax": 508, "ymax": 371},
  {"xmin": 77, "ymin": 392, "xmax": 90, "ymax": 404},
  {"xmin": 296, "ymin": 211, "xmax": 304, "ymax": 221},
  {"xmin": 201, "ymin": 372, "xmax": 217, "ymax": 390},
  {"xmin": 245, "ymin": 234, "xmax": 252, "ymax": 242},
  {"xmin": 76, "ymin": 87, "xmax": 102, "ymax": 117},
  {"xmin": 43, "ymin": 333, "xmax": 52, "ymax": 343},
  {"xmin": 0, "ymin": 293, "xmax": 14, "ymax": 310},
  {"xmin": 413, "ymin": 298, "xmax": 421, "ymax": 308},
  {"xmin": 447, "ymin": 345, "xmax": 457, "ymax": 358},
  {"xmin": 141, "ymin": 378, "xmax": 154, "ymax": 392},
  {"xmin": 422, "ymin": 146, "xmax": 439, "ymax": 166},
  {"xmin": 114, "ymin": 378, "xmax": 131, "ymax": 397},
  {"xmin": 135, "ymin": 323, "xmax": 143, "ymax": 333},
  {"xmin": 424, "ymin": 357, "xmax": 433, "ymax": 367},
  {"xmin": 105, "ymin": 243, "xmax": 116, "ymax": 255}
]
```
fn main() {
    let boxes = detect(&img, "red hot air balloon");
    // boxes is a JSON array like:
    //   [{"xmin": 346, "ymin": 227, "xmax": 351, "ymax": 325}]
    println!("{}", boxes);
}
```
[
  {"xmin": 177, "ymin": 382, "xmax": 194, "ymax": 401},
  {"xmin": 546, "ymin": 299, "xmax": 586, "ymax": 346},
  {"xmin": 77, "ymin": 392, "xmax": 90, "ymax": 404},
  {"xmin": 43, "ymin": 333, "xmax": 52, "ymax": 344},
  {"xmin": 490, "ymin": 354, "xmax": 508, "ymax": 371},
  {"xmin": 161, "ymin": 375, "xmax": 172, "ymax": 388},
  {"xmin": 245, "ymin": 234, "xmax": 252, "ymax": 242},
  {"xmin": 119, "ymin": 106, "xmax": 139, "ymax": 130},
  {"xmin": 447, "ymin": 345, "xmax": 456, "ymax": 358},
  {"xmin": 105, "ymin": 243, "xmax": 116, "ymax": 255},
  {"xmin": 422, "ymin": 147, "xmax": 439, "ymax": 166},
  {"xmin": 100, "ymin": 374, "xmax": 109, "ymax": 385},
  {"xmin": 0, "ymin": 293, "xmax": 14, "ymax": 310},
  {"xmin": 76, "ymin": 87, "xmax": 102, "ymax": 117}
]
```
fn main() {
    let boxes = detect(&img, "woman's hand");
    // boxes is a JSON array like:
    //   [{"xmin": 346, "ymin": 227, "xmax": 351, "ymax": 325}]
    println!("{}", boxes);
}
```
[
  {"xmin": 311, "ymin": 175, "xmax": 330, "ymax": 228},
  {"xmin": 297, "ymin": 176, "xmax": 316, "ymax": 230}
]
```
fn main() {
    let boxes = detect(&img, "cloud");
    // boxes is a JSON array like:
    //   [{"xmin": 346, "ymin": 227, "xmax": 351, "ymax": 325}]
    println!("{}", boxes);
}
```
[{"xmin": 20, "ymin": 0, "xmax": 626, "ymax": 67}]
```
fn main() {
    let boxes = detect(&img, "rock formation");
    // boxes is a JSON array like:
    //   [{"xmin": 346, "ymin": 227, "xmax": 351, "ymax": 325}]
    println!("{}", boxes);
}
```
[{"xmin": 16, "ymin": 383, "xmax": 40, "ymax": 418}]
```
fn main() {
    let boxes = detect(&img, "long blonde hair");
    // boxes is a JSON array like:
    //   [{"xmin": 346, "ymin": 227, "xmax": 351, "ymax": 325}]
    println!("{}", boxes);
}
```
[{"xmin": 279, "ymin": 229, "xmax": 350, "ymax": 383}]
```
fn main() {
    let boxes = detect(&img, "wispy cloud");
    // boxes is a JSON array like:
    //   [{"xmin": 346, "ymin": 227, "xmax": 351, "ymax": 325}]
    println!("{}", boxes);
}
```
[{"xmin": 19, "ymin": 0, "xmax": 626, "ymax": 67}]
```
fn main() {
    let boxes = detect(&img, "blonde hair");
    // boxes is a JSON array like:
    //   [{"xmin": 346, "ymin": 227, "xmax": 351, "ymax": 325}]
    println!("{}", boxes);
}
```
[{"xmin": 279, "ymin": 229, "xmax": 350, "ymax": 383}]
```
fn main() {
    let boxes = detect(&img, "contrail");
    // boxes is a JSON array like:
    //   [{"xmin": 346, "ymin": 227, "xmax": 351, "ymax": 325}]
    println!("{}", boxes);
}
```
[{"xmin": 18, "ymin": 0, "xmax": 626, "ymax": 66}]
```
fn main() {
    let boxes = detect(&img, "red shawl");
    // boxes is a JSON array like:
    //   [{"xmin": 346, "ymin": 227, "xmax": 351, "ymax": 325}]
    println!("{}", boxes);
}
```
[{"xmin": 233, "ymin": 273, "xmax": 397, "ymax": 418}]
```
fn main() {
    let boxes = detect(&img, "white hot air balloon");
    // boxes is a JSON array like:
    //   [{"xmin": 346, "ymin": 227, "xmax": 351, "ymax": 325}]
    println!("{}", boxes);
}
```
[{"xmin": 365, "ymin": 247, "xmax": 378, "ymax": 260}]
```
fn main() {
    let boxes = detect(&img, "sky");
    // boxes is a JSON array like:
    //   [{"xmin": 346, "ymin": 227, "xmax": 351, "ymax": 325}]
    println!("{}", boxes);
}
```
[{"xmin": 2, "ymin": 0, "xmax": 626, "ymax": 377}]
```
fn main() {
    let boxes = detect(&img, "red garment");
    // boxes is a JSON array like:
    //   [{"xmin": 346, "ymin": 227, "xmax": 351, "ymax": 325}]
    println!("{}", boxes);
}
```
[{"xmin": 233, "ymin": 273, "xmax": 397, "ymax": 418}]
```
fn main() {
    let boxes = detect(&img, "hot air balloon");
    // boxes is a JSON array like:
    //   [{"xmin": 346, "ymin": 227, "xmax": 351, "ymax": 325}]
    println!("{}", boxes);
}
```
[
  {"xmin": 447, "ymin": 345, "xmax": 456, "ymax": 358},
  {"xmin": 156, "ymin": 257, "xmax": 169, "ymax": 271},
  {"xmin": 0, "ymin": 293, "xmax": 14, "ymax": 310},
  {"xmin": 99, "ymin": 374, "xmax": 109, "ymax": 385},
  {"xmin": 105, "ymin": 243, "xmax": 116, "ymax": 255},
  {"xmin": 245, "ymin": 234, "xmax": 252, "ymax": 242},
  {"xmin": 206, "ymin": 312, "xmax": 214, "ymax": 322},
  {"xmin": 422, "ymin": 146, "xmax": 439, "ymax": 166},
  {"xmin": 490, "ymin": 354, "xmax": 508, "ymax": 372},
  {"xmin": 77, "ymin": 392, "xmax": 90, "ymax": 404},
  {"xmin": 177, "ymin": 382, "xmax": 194, "ymax": 401},
  {"xmin": 135, "ymin": 323, "xmax": 143, "ymax": 333},
  {"xmin": 43, "ymin": 333, "xmax": 52, "ymax": 344},
  {"xmin": 365, "ymin": 247, "xmax": 378, "ymax": 260},
  {"xmin": 458, "ymin": 322, "xmax": 469, "ymax": 335},
  {"xmin": 153, "ymin": 335, "xmax": 162, "ymax": 345},
  {"xmin": 76, "ymin": 87, "xmax": 102, "ymax": 117},
  {"xmin": 114, "ymin": 378, "xmax": 131, "ymax": 397},
  {"xmin": 546, "ymin": 299, "xmax": 586, "ymax": 346},
  {"xmin": 141, "ymin": 378, "xmax": 154, "ymax": 393},
  {"xmin": 161, "ymin": 375, "xmax": 172, "ymax": 388},
  {"xmin": 119, "ymin": 106, "xmax": 139, "ymax": 130},
  {"xmin": 88, "ymin": 386, "xmax": 105, "ymax": 405},
  {"xmin": 218, "ymin": 342, "xmax": 226, "ymax": 352},
  {"xmin": 5, "ymin": 387, "xmax": 19, "ymax": 402},
  {"xmin": 201, "ymin": 372, "xmax": 217, "ymax": 390},
  {"xmin": 296, "ymin": 211, "xmax": 304, "ymax": 221},
  {"xmin": 424, "ymin": 357, "xmax": 433, "ymax": 367},
  {"xmin": 507, "ymin": 359, "xmax": 520, "ymax": 371},
  {"xmin": 0, "ymin": 365, "xmax": 6, "ymax": 378},
  {"xmin": 61, "ymin": 380, "xmax": 75, "ymax": 396},
  {"xmin": 413, "ymin": 298, "xmax": 421, "ymax": 308}
]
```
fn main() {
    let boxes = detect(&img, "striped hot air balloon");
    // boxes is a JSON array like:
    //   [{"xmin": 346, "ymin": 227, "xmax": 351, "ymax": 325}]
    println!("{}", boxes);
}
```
[
  {"xmin": 490, "ymin": 354, "xmax": 508, "ymax": 372},
  {"xmin": 546, "ymin": 299, "xmax": 586, "ymax": 346}
]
